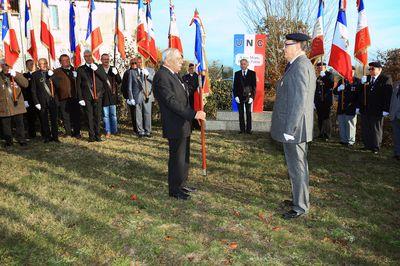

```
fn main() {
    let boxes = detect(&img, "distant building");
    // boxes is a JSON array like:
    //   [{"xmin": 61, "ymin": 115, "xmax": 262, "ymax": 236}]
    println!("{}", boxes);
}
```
[{"xmin": 1, "ymin": 0, "xmax": 138, "ymax": 71}]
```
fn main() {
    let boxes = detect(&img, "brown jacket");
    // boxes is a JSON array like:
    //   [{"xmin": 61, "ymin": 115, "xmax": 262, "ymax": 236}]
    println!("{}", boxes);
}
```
[
  {"xmin": 53, "ymin": 67, "xmax": 77, "ymax": 101},
  {"xmin": 0, "ymin": 71, "xmax": 29, "ymax": 117}
]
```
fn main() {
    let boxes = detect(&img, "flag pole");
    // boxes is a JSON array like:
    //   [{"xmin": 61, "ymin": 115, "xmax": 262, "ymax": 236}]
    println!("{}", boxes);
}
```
[
  {"xmin": 198, "ymin": 72, "xmax": 207, "ymax": 176},
  {"xmin": 17, "ymin": 2, "xmax": 26, "ymax": 72},
  {"xmin": 113, "ymin": 0, "xmax": 118, "ymax": 66}
]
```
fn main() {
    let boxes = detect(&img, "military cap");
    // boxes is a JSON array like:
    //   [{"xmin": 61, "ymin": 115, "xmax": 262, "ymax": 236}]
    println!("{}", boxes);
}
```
[
  {"xmin": 285, "ymin": 33, "xmax": 311, "ymax": 42},
  {"xmin": 369, "ymin": 61, "xmax": 383, "ymax": 68}
]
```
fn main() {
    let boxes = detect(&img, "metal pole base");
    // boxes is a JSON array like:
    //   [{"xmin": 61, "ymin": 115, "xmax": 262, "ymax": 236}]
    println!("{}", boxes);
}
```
[{"xmin": 202, "ymin": 169, "xmax": 207, "ymax": 176}]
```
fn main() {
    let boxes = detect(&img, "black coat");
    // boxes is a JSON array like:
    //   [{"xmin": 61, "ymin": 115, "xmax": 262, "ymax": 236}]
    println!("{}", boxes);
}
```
[
  {"xmin": 76, "ymin": 64, "xmax": 109, "ymax": 102},
  {"xmin": 153, "ymin": 66, "xmax": 196, "ymax": 139},
  {"xmin": 121, "ymin": 68, "xmax": 135, "ymax": 99},
  {"xmin": 233, "ymin": 69, "xmax": 256, "ymax": 102},
  {"xmin": 31, "ymin": 70, "xmax": 59, "ymax": 107},
  {"xmin": 22, "ymin": 72, "xmax": 34, "ymax": 104},
  {"xmin": 357, "ymin": 74, "xmax": 393, "ymax": 117},
  {"xmin": 314, "ymin": 71, "xmax": 334, "ymax": 111},
  {"xmin": 101, "ymin": 66, "xmax": 122, "ymax": 107},
  {"xmin": 333, "ymin": 77, "xmax": 361, "ymax": 116},
  {"xmin": 182, "ymin": 72, "xmax": 199, "ymax": 108}
]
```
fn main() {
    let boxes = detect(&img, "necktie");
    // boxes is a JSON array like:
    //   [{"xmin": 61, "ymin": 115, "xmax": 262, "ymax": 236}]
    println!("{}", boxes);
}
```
[
  {"xmin": 242, "ymin": 70, "xmax": 246, "ymax": 77},
  {"xmin": 371, "ymin": 77, "xmax": 375, "ymax": 85},
  {"xmin": 284, "ymin": 63, "xmax": 291, "ymax": 73}
]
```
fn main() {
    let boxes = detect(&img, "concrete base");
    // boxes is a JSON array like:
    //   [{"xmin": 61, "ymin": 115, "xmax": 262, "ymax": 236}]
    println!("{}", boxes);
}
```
[{"xmin": 206, "ymin": 111, "xmax": 272, "ymax": 132}]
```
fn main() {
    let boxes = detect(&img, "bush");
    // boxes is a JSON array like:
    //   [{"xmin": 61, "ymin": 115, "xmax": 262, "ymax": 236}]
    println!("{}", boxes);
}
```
[{"xmin": 204, "ymin": 79, "xmax": 233, "ymax": 119}]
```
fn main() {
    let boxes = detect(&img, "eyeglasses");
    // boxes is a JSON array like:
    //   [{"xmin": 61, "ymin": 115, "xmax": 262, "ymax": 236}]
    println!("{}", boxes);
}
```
[
  {"xmin": 284, "ymin": 42, "xmax": 297, "ymax": 48},
  {"xmin": 368, "ymin": 68, "xmax": 374, "ymax": 71},
  {"xmin": 131, "ymin": 62, "xmax": 137, "ymax": 65}
]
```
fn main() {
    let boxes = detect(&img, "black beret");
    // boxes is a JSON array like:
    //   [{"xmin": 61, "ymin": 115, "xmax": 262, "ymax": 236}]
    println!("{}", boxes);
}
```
[
  {"xmin": 316, "ymin": 62, "xmax": 327, "ymax": 66},
  {"xmin": 286, "ymin": 33, "xmax": 311, "ymax": 42},
  {"xmin": 369, "ymin": 61, "xmax": 383, "ymax": 68}
]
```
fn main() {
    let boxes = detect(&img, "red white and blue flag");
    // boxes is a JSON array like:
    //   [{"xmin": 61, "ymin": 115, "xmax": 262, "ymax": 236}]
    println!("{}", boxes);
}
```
[
  {"xmin": 328, "ymin": 0, "xmax": 353, "ymax": 83},
  {"xmin": 69, "ymin": 0, "xmax": 81, "ymax": 67},
  {"xmin": 1, "ymin": 0, "xmax": 20, "ymax": 67},
  {"xmin": 115, "ymin": 0, "xmax": 126, "ymax": 60},
  {"xmin": 310, "ymin": 0, "xmax": 325, "ymax": 61},
  {"xmin": 25, "ymin": 0, "xmax": 38, "ymax": 62},
  {"xmin": 190, "ymin": 9, "xmax": 210, "ymax": 111},
  {"xmin": 137, "ymin": 0, "xmax": 157, "ymax": 64},
  {"xmin": 354, "ymin": 0, "xmax": 371, "ymax": 66},
  {"xmin": 41, "ymin": 0, "xmax": 55, "ymax": 61},
  {"xmin": 168, "ymin": 0, "xmax": 183, "ymax": 54},
  {"xmin": 86, "ymin": 0, "xmax": 103, "ymax": 61}
]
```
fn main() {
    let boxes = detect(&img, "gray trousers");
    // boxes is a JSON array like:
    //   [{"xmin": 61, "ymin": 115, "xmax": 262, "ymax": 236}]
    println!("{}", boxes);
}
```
[
  {"xmin": 283, "ymin": 142, "xmax": 310, "ymax": 214},
  {"xmin": 361, "ymin": 114, "xmax": 383, "ymax": 150},
  {"xmin": 338, "ymin": 114, "xmax": 357, "ymax": 145},
  {"xmin": 392, "ymin": 119, "xmax": 400, "ymax": 156},
  {"xmin": 136, "ymin": 100, "xmax": 152, "ymax": 135}
]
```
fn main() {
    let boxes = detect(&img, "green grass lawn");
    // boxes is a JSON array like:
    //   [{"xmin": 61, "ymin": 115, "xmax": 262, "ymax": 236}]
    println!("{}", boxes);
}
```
[{"xmin": 0, "ymin": 127, "xmax": 399, "ymax": 265}]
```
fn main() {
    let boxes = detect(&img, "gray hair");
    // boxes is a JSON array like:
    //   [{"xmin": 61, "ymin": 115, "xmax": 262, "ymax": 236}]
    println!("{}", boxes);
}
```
[
  {"xmin": 83, "ymin": 49, "xmax": 92, "ymax": 55},
  {"xmin": 162, "ymin": 48, "xmax": 182, "ymax": 65}
]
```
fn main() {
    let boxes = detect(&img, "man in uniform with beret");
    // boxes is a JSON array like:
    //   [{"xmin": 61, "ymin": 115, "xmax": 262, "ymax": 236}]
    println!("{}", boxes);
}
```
[
  {"xmin": 357, "ymin": 61, "xmax": 392, "ymax": 154},
  {"xmin": 271, "ymin": 33, "xmax": 316, "ymax": 219},
  {"xmin": 334, "ymin": 66, "xmax": 361, "ymax": 147},
  {"xmin": 314, "ymin": 62, "xmax": 334, "ymax": 141}
]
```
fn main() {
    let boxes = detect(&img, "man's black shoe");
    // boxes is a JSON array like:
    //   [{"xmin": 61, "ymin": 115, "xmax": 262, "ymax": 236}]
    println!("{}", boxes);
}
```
[
  {"xmin": 3, "ymin": 141, "xmax": 13, "ymax": 147},
  {"xmin": 95, "ymin": 136, "xmax": 102, "ymax": 142},
  {"xmin": 238, "ymin": 131, "xmax": 245, "ymax": 134},
  {"xmin": 182, "ymin": 186, "xmax": 197, "ymax": 193},
  {"xmin": 246, "ymin": 131, "xmax": 252, "ymax": 135},
  {"xmin": 393, "ymin": 155, "xmax": 400, "ymax": 161},
  {"xmin": 43, "ymin": 138, "xmax": 51, "ymax": 143},
  {"xmin": 51, "ymin": 138, "xmax": 60, "ymax": 143},
  {"xmin": 19, "ymin": 142, "xmax": 28, "ymax": 147},
  {"xmin": 169, "ymin": 191, "xmax": 190, "ymax": 200},
  {"xmin": 282, "ymin": 210, "xmax": 304, "ymax": 220}
]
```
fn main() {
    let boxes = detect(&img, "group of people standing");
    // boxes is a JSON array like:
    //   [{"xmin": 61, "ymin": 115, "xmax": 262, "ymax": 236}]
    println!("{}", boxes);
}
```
[{"xmin": 0, "ymin": 50, "xmax": 159, "ymax": 146}]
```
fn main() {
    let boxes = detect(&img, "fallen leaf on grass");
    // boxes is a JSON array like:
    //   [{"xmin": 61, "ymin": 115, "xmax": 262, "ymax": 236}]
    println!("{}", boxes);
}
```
[
  {"xmin": 272, "ymin": 226, "xmax": 282, "ymax": 231},
  {"xmin": 220, "ymin": 239, "xmax": 228, "ymax": 244},
  {"xmin": 228, "ymin": 242, "xmax": 238, "ymax": 250},
  {"xmin": 130, "ymin": 194, "xmax": 138, "ymax": 201},
  {"xmin": 164, "ymin": 235, "xmax": 173, "ymax": 241},
  {"xmin": 232, "ymin": 210, "xmax": 241, "ymax": 217},
  {"xmin": 258, "ymin": 212, "xmax": 272, "ymax": 224}
]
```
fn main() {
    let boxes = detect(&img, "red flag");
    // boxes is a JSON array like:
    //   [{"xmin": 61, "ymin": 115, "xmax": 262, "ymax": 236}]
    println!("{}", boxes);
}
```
[
  {"xmin": 309, "ymin": 0, "xmax": 325, "ymax": 61},
  {"xmin": 168, "ymin": 0, "xmax": 183, "ymax": 54},
  {"xmin": 115, "ymin": 0, "xmax": 126, "ymax": 60},
  {"xmin": 2, "ymin": 0, "xmax": 20, "ymax": 67},
  {"xmin": 41, "ymin": 0, "xmax": 55, "ymax": 60},
  {"xmin": 354, "ymin": 0, "xmax": 371, "ymax": 66}
]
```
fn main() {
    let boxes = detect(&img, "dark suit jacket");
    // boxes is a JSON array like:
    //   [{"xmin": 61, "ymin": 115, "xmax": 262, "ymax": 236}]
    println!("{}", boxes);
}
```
[
  {"xmin": 122, "ymin": 68, "xmax": 135, "ymax": 99},
  {"xmin": 31, "ymin": 70, "xmax": 58, "ymax": 106},
  {"xmin": 22, "ymin": 72, "xmax": 34, "ymax": 104},
  {"xmin": 333, "ymin": 77, "xmax": 361, "ymax": 115},
  {"xmin": 153, "ymin": 65, "xmax": 196, "ymax": 139},
  {"xmin": 314, "ymin": 71, "xmax": 334, "ymax": 110},
  {"xmin": 101, "ymin": 65, "xmax": 122, "ymax": 107},
  {"xmin": 357, "ymin": 74, "xmax": 393, "ymax": 116},
  {"xmin": 76, "ymin": 63, "xmax": 109, "ymax": 102},
  {"xmin": 53, "ymin": 66, "xmax": 77, "ymax": 101},
  {"xmin": 233, "ymin": 69, "xmax": 256, "ymax": 102},
  {"xmin": 182, "ymin": 72, "xmax": 199, "ymax": 108}
]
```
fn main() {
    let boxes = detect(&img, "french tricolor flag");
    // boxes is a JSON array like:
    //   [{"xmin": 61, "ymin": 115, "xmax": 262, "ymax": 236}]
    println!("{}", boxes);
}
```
[
  {"xmin": 69, "ymin": 0, "xmax": 81, "ymax": 67},
  {"xmin": 328, "ymin": 0, "xmax": 353, "ymax": 83},
  {"xmin": 2, "ymin": 0, "xmax": 20, "ymax": 67},
  {"xmin": 168, "ymin": 0, "xmax": 183, "ymax": 54},
  {"xmin": 145, "ymin": 1, "xmax": 157, "ymax": 64},
  {"xmin": 41, "ymin": 0, "xmax": 55, "ymax": 60},
  {"xmin": 309, "ymin": 0, "xmax": 325, "ymax": 61},
  {"xmin": 25, "ymin": 0, "xmax": 38, "ymax": 62},
  {"xmin": 137, "ymin": 0, "xmax": 148, "ymax": 57},
  {"xmin": 86, "ymin": 0, "xmax": 103, "ymax": 61},
  {"xmin": 354, "ymin": 0, "xmax": 371, "ymax": 66},
  {"xmin": 115, "ymin": 0, "xmax": 126, "ymax": 60}
]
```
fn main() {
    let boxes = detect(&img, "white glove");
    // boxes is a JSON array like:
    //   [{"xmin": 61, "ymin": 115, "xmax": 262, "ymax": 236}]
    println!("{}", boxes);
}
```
[
  {"xmin": 383, "ymin": 111, "xmax": 389, "ymax": 117},
  {"xmin": 112, "ymin": 67, "xmax": 118, "ymax": 75},
  {"xmin": 130, "ymin": 99, "xmax": 136, "ymax": 106},
  {"xmin": 142, "ymin": 68, "xmax": 149, "ymax": 76},
  {"xmin": 248, "ymin": 98, "xmax": 253, "ymax": 104},
  {"xmin": 283, "ymin": 133, "xmax": 295, "ymax": 141},
  {"xmin": 72, "ymin": 71, "xmax": 78, "ymax": 78},
  {"xmin": 24, "ymin": 101, "xmax": 29, "ymax": 108},
  {"xmin": 320, "ymin": 71, "xmax": 326, "ymax": 77},
  {"xmin": 48, "ymin": 70, "xmax": 54, "ymax": 76},
  {"xmin": 35, "ymin": 104, "xmax": 41, "ymax": 110},
  {"xmin": 235, "ymin": 97, "xmax": 240, "ymax": 104},
  {"xmin": 337, "ymin": 84, "xmax": 345, "ymax": 92},
  {"xmin": 90, "ymin": 63, "xmax": 98, "ymax": 71},
  {"xmin": 79, "ymin": 100, "xmax": 86, "ymax": 106},
  {"xmin": 9, "ymin": 69, "xmax": 16, "ymax": 77},
  {"xmin": 356, "ymin": 108, "xmax": 360, "ymax": 115},
  {"xmin": 361, "ymin": 76, "xmax": 368, "ymax": 84}
]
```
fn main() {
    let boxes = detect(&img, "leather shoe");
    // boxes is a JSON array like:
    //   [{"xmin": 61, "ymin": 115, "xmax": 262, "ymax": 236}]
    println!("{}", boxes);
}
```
[
  {"xmin": 169, "ymin": 190, "xmax": 190, "ymax": 200},
  {"xmin": 182, "ymin": 186, "xmax": 197, "ymax": 193},
  {"xmin": 282, "ymin": 210, "xmax": 304, "ymax": 220}
]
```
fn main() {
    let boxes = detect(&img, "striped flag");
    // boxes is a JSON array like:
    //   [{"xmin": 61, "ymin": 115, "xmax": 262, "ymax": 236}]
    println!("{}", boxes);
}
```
[
  {"xmin": 328, "ymin": 0, "xmax": 353, "ymax": 83},
  {"xmin": 136, "ymin": 0, "xmax": 148, "ymax": 56},
  {"xmin": 354, "ymin": 0, "xmax": 371, "ymax": 66},
  {"xmin": 115, "ymin": 0, "xmax": 126, "ymax": 60},
  {"xmin": 69, "ymin": 0, "xmax": 81, "ymax": 67},
  {"xmin": 41, "ymin": 0, "xmax": 55, "ymax": 60},
  {"xmin": 25, "ymin": 0, "xmax": 38, "ymax": 62},
  {"xmin": 168, "ymin": 0, "xmax": 183, "ymax": 54},
  {"xmin": 2, "ymin": 0, "xmax": 20, "ymax": 67},
  {"xmin": 309, "ymin": 0, "xmax": 325, "ymax": 61},
  {"xmin": 145, "ymin": 1, "xmax": 157, "ymax": 64},
  {"xmin": 190, "ymin": 9, "xmax": 210, "ymax": 111},
  {"xmin": 86, "ymin": 0, "xmax": 103, "ymax": 61}
]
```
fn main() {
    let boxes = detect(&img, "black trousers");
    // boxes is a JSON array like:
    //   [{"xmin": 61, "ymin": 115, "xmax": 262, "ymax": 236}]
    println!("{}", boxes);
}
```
[
  {"xmin": 24, "ymin": 105, "xmax": 39, "ymax": 138},
  {"xmin": 59, "ymin": 98, "xmax": 81, "ymax": 136},
  {"xmin": 238, "ymin": 102, "xmax": 252, "ymax": 132},
  {"xmin": 167, "ymin": 137, "xmax": 191, "ymax": 194},
  {"xmin": 84, "ymin": 99, "xmax": 102, "ymax": 139},
  {"xmin": 361, "ymin": 114, "xmax": 383, "ymax": 150},
  {"xmin": 39, "ymin": 101, "xmax": 58, "ymax": 140},
  {"xmin": 129, "ymin": 105, "xmax": 137, "ymax": 134},
  {"xmin": 316, "ymin": 108, "xmax": 332, "ymax": 138},
  {"xmin": 1, "ymin": 114, "xmax": 26, "ymax": 144}
]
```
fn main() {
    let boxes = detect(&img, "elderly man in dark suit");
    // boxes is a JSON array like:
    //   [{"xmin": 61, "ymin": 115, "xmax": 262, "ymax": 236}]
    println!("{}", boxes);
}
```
[
  {"xmin": 22, "ymin": 59, "xmax": 39, "ymax": 139},
  {"xmin": 233, "ymin": 58, "xmax": 256, "ymax": 134},
  {"xmin": 76, "ymin": 50, "xmax": 109, "ymax": 142},
  {"xmin": 270, "ymin": 33, "xmax": 316, "ymax": 220},
  {"xmin": 357, "ymin": 61, "xmax": 393, "ymax": 154},
  {"xmin": 153, "ymin": 48, "xmax": 206, "ymax": 200}
]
